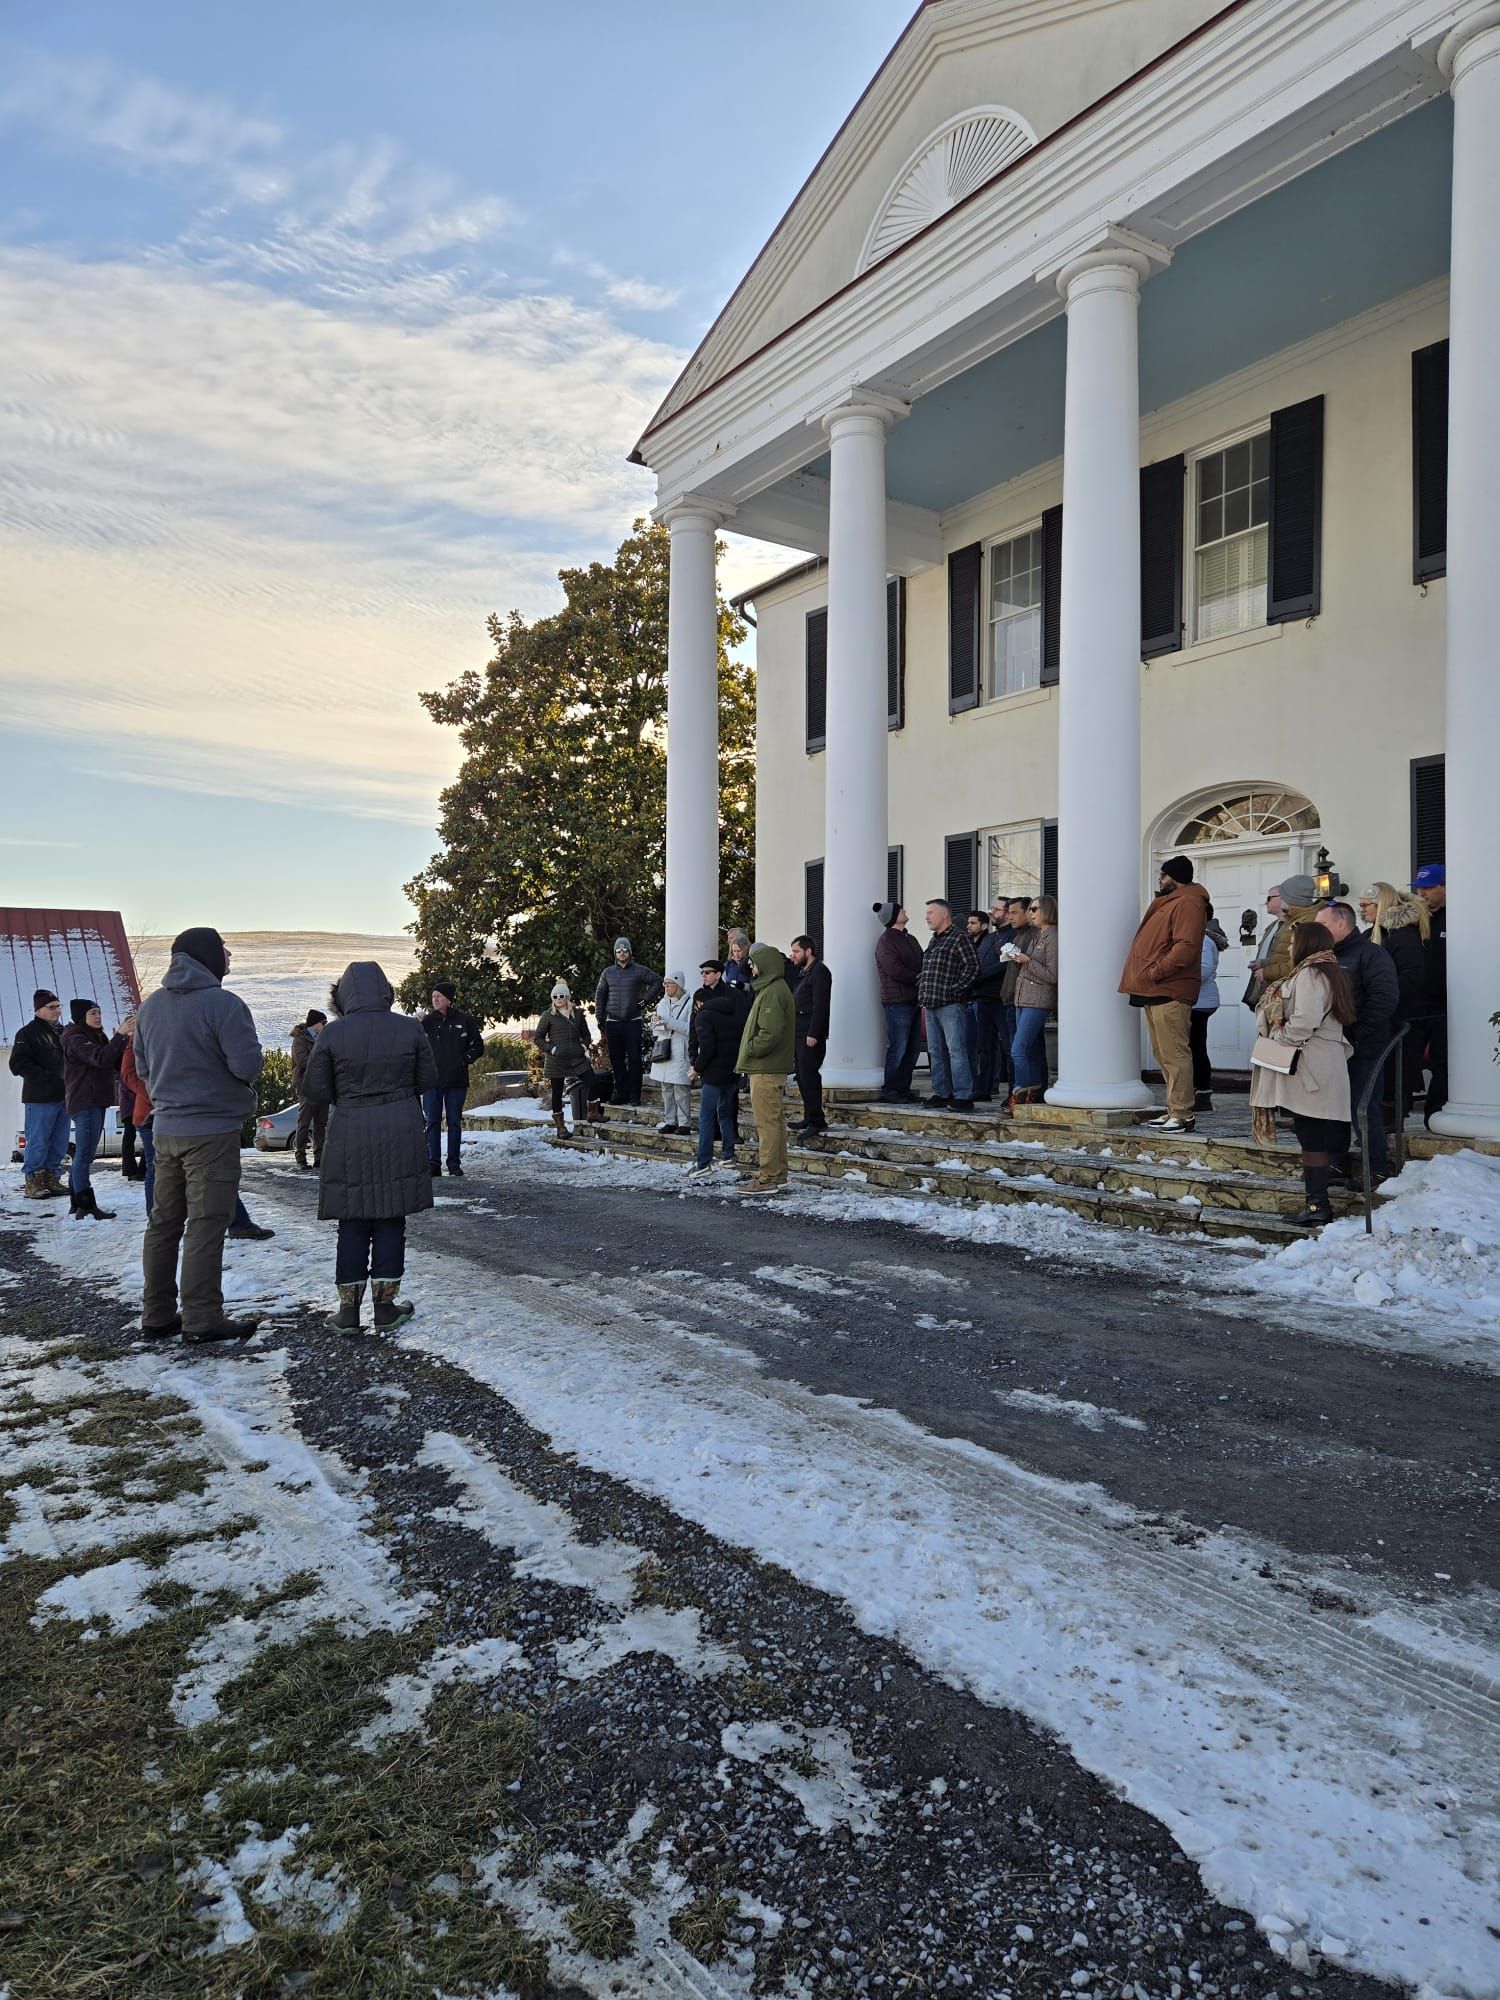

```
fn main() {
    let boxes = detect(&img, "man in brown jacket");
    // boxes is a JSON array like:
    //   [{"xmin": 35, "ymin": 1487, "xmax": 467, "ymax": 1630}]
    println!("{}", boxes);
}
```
[{"xmin": 1119, "ymin": 855, "xmax": 1210, "ymax": 1131}]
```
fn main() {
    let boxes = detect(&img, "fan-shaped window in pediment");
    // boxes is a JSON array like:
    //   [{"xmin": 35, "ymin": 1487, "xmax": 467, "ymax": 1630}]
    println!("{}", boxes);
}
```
[{"xmin": 859, "ymin": 108, "xmax": 1036, "ymax": 273}]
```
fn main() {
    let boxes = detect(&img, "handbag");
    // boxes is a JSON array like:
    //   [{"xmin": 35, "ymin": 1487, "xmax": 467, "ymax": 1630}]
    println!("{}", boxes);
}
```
[
  {"xmin": 1241, "ymin": 971, "xmax": 1264, "ymax": 1011},
  {"xmin": 650, "ymin": 1033, "xmax": 673, "ymax": 1064},
  {"xmin": 1250, "ymin": 1035, "xmax": 1299, "ymax": 1076}
]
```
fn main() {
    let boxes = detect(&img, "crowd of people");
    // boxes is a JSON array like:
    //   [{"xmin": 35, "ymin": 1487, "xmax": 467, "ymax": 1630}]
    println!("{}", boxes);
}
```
[
  {"xmin": 534, "ymin": 854, "xmax": 1446, "ymax": 1227},
  {"xmin": 5, "ymin": 862, "xmax": 1449, "ymax": 1339}
]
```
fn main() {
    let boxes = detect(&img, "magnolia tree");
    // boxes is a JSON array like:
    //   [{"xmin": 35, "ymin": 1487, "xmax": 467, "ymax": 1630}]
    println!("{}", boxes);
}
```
[{"xmin": 401, "ymin": 521, "xmax": 754, "ymax": 1025}]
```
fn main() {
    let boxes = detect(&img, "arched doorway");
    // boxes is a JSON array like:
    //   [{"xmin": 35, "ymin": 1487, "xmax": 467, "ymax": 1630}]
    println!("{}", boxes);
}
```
[{"xmin": 1149, "ymin": 784, "xmax": 1322, "ymax": 1070}]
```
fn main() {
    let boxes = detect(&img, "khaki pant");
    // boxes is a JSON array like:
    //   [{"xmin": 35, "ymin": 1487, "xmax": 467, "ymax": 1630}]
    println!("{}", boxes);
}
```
[
  {"xmin": 748, "ymin": 1074, "xmax": 789, "ymax": 1185},
  {"xmin": 1144, "ymin": 1001, "xmax": 1195, "ymax": 1118},
  {"xmin": 141, "ymin": 1129, "xmax": 241, "ymax": 1332}
]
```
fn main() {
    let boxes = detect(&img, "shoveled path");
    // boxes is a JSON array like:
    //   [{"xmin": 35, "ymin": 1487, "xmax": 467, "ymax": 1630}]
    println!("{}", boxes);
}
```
[{"xmin": 252, "ymin": 1145, "xmax": 1499, "ymax": 1599}]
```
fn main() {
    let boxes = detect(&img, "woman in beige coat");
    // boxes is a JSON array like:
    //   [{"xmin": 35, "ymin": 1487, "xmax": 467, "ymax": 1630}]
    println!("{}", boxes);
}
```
[{"xmin": 1250, "ymin": 922, "xmax": 1357, "ymax": 1226}]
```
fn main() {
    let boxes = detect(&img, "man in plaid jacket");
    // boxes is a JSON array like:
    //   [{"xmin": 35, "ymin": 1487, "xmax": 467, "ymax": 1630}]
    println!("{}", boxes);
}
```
[{"xmin": 917, "ymin": 900, "xmax": 981, "ymax": 1109}]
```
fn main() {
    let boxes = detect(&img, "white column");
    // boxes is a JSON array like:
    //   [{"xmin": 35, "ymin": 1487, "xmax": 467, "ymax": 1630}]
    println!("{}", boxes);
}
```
[
  {"xmin": 820, "ymin": 396, "xmax": 904, "ymax": 1089},
  {"xmin": 1432, "ymin": 7, "xmax": 1500, "ymax": 1142},
  {"xmin": 1047, "ymin": 251, "xmax": 1155, "ymax": 1111},
  {"xmin": 662, "ymin": 503, "xmax": 724, "ymax": 982}
]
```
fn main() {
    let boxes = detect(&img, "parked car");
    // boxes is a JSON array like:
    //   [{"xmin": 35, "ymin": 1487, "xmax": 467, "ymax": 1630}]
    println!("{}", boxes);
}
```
[{"xmin": 253, "ymin": 1102, "xmax": 300, "ymax": 1151}]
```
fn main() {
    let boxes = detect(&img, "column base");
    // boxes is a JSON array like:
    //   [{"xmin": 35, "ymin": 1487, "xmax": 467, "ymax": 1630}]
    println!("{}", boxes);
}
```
[
  {"xmin": 1046, "ymin": 1078, "xmax": 1154, "ymax": 1112},
  {"xmin": 1428, "ymin": 1102, "xmax": 1500, "ymax": 1145},
  {"xmin": 821, "ymin": 1065, "xmax": 888, "ymax": 1094}
]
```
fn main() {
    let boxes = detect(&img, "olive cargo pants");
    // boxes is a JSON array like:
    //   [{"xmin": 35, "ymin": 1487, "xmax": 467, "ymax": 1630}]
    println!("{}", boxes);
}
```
[{"xmin": 141, "ymin": 1128, "xmax": 241, "ymax": 1332}]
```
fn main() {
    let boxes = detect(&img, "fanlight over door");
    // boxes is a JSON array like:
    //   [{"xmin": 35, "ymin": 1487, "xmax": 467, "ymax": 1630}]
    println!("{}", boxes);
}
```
[{"xmin": 1173, "ymin": 789, "xmax": 1320, "ymax": 846}]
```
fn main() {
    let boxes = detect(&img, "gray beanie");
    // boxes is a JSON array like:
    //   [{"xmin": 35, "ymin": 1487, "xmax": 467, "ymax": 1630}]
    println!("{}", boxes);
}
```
[
  {"xmin": 872, "ymin": 900, "xmax": 898, "ymax": 927},
  {"xmin": 1279, "ymin": 874, "xmax": 1317, "ymax": 907},
  {"xmin": 551, "ymin": 980, "xmax": 571, "ymax": 1001},
  {"xmin": 613, "ymin": 936, "xmax": 631, "ymax": 955}
]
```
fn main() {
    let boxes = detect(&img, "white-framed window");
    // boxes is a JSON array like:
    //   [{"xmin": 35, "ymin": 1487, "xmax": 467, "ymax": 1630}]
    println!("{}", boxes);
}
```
[
  {"xmin": 985, "ymin": 525, "xmax": 1043, "ymax": 700},
  {"xmin": 980, "ymin": 822, "xmax": 1043, "ymax": 908},
  {"xmin": 1191, "ymin": 427, "xmax": 1269, "ymax": 641}
]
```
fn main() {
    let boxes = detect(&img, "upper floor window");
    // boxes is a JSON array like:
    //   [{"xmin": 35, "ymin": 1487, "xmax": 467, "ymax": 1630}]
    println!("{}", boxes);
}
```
[
  {"xmin": 1192, "ymin": 430, "xmax": 1269, "ymax": 641},
  {"xmin": 986, "ymin": 527, "xmax": 1043, "ymax": 700}
]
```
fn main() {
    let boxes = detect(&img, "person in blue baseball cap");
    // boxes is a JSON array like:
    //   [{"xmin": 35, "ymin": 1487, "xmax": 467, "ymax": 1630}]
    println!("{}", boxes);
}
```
[{"xmin": 1410, "ymin": 863, "xmax": 1446, "ymax": 1123}]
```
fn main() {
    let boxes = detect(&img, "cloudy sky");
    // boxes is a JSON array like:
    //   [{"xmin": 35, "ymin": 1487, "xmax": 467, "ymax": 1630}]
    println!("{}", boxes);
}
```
[{"xmin": 1, "ymin": 0, "xmax": 909, "ymax": 932}]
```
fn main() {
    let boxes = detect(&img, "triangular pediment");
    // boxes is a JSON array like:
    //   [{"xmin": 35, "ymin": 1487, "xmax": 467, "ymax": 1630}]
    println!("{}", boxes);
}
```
[{"xmin": 640, "ymin": 0, "xmax": 1222, "ymax": 449}]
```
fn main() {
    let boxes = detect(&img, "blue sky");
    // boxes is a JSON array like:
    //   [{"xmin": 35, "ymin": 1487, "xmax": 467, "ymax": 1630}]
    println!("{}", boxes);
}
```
[{"xmin": 0, "ymin": 1, "xmax": 911, "ymax": 931}]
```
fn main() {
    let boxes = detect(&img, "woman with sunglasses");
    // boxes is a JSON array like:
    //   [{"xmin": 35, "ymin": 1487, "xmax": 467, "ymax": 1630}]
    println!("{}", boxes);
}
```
[{"xmin": 1002, "ymin": 896, "xmax": 1057, "ymax": 1113}]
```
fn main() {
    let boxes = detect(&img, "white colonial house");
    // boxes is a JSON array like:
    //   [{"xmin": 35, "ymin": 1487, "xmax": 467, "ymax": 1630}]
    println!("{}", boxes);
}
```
[{"xmin": 632, "ymin": 0, "xmax": 1500, "ymax": 1140}]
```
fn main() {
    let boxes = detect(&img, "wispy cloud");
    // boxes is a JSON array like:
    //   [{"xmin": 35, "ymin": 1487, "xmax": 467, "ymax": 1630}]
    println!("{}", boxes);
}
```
[{"xmin": 552, "ymin": 247, "xmax": 682, "ymax": 314}]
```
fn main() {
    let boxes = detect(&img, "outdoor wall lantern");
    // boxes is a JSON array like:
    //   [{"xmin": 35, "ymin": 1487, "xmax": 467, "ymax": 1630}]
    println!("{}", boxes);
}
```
[{"xmin": 1313, "ymin": 847, "xmax": 1347, "ymax": 900}]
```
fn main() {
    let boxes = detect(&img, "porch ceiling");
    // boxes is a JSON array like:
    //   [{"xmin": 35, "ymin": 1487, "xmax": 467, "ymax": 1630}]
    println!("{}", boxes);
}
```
[{"xmin": 797, "ymin": 96, "xmax": 1452, "ymax": 515}]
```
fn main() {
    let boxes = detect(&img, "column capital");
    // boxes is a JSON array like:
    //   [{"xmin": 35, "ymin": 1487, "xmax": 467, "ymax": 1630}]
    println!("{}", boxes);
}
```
[
  {"xmin": 815, "ymin": 390, "xmax": 910, "ymax": 441},
  {"xmin": 1049, "ymin": 227, "xmax": 1171, "ymax": 304},
  {"xmin": 655, "ymin": 496, "xmax": 733, "ymax": 533},
  {"xmin": 1439, "ymin": 4, "xmax": 1500, "ymax": 81}
]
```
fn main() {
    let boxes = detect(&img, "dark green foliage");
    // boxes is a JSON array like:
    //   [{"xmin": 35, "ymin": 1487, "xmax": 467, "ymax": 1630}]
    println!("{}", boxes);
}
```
[{"xmin": 401, "ymin": 520, "xmax": 754, "ymax": 1025}]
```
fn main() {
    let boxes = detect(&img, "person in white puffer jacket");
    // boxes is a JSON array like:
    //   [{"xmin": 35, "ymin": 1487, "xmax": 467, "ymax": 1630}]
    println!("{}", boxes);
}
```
[{"xmin": 648, "ymin": 973, "xmax": 694, "ymax": 1134}]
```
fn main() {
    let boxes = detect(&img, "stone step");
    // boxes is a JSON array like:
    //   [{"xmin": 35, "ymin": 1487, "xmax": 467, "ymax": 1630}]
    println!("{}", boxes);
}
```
[{"xmin": 469, "ymin": 1107, "xmax": 1318, "ymax": 1245}]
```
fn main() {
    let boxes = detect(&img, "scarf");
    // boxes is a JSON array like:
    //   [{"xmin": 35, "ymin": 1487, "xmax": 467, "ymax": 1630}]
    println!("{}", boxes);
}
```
[{"xmin": 1259, "ymin": 950, "xmax": 1340, "ymax": 1033}]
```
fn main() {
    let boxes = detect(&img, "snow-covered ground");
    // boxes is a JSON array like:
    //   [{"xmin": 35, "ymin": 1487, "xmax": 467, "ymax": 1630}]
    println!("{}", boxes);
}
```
[{"xmin": 4, "ymin": 1150, "xmax": 1499, "ymax": 1998}]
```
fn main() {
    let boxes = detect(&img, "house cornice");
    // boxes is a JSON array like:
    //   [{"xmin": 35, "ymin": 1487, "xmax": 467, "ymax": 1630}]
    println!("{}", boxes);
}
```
[{"xmin": 636, "ymin": 0, "xmax": 1461, "ymax": 516}]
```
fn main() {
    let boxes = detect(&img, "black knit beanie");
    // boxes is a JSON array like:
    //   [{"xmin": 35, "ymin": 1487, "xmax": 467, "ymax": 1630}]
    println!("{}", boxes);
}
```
[
  {"xmin": 433, "ymin": 980, "xmax": 457, "ymax": 1001},
  {"xmin": 69, "ymin": 998, "xmax": 97, "ymax": 1026},
  {"xmin": 172, "ymin": 927, "xmax": 227, "ymax": 980},
  {"xmin": 1159, "ymin": 855, "xmax": 1195, "ymax": 886},
  {"xmin": 32, "ymin": 988, "xmax": 57, "ymax": 1010}
]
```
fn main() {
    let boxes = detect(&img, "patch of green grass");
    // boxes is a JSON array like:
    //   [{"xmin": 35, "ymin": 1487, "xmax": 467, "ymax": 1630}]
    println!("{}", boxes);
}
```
[
  {"xmin": 557, "ymin": 1881, "xmax": 636, "ymax": 1961},
  {"xmin": 670, "ymin": 1890, "xmax": 738, "ymax": 1964}
]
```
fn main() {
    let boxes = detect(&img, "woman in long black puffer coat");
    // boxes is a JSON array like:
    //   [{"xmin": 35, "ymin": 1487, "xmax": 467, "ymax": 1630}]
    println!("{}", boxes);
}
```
[{"xmin": 302, "ymin": 962, "xmax": 438, "ymax": 1336}]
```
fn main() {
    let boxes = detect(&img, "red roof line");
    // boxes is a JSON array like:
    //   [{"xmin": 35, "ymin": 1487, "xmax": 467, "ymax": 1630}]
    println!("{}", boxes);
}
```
[{"xmin": 632, "ymin": 0, "xmax": 1255, "ymax": 460}]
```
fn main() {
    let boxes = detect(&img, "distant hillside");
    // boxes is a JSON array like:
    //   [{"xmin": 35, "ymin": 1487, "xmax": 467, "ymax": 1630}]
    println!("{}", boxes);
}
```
[{"xmin": 136, "ymin": 932, "xmax": 420, "ymax": 1045}]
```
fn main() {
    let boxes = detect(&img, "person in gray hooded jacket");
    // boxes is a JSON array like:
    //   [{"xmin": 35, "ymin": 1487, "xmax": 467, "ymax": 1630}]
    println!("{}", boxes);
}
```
[
  {"xmin": 135, "ymin": 926, "xmax": 263, "ymax": 1343},
  {"xmin": 303, "ymin": 961, "xmax": 438, "ymax": 1335}
]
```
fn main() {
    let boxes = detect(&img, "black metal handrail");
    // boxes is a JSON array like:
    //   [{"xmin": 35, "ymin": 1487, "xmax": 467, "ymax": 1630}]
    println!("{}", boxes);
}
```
[{"xmin": 1357, "ymin": 1022, "xmax": 1409, "ymax": 1235}]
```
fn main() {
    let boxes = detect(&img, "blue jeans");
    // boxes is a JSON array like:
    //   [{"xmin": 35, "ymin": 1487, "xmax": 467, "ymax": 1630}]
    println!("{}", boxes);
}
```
[
  {"xmin": 336, "ymin": 1217, "xmax": 406, "ymax": 1284},
  {"xmin": 695, "ymin": 1081, "xmax": 739, "ymax": 1167},
  {"xmin": 69, "ymin": 1105, "xmax": 106, "ymax": 1195},
  {"xmin": 422, "ymin": 1085, "xmax": 467, "ymax": 1168},
  {"xmin": 925, "ymin": 1004, "xmax": 973, "ymax": 1102},
  {"xmin": 998, "ymin": 1003, "xmax": 1018, "ymax": 1091},
  {"xmin": 969, "ymin": 999, "xmax": 1004, "ymax": 1100},
  {"xmin": 23, "ymin": 1101, "xmax": 69, "ymax": 1180},
  {"xmin": 881, "ymin": 1004, "xmax": 921, "ymax": 1097},
  {"xmin": 1011, "ymin": 1007, "xmax": 1050, "ymax": 1092},
  {"xmin": 1348, "ymin": 1054, "xmax": 1388, "ymax": 1177}
]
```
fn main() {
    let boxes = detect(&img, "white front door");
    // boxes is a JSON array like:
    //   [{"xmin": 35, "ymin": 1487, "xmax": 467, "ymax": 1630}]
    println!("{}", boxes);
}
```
[{"xmin": 1195, "ymin": 847, "xmax": 1294, "ymax": 1069}]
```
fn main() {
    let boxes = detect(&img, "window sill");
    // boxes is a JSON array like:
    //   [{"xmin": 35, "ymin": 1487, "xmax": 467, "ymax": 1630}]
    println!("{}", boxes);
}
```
[
  {"xmin": 1151, "ymin": 622, "xmax": 1284, "ymax": 669},
  {"xmin": 966, "ymin": 684, "xmax": 1055, "ymax": 718}
]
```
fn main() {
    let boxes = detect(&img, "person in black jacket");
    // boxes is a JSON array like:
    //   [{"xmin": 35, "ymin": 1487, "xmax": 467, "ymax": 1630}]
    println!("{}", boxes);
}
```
[
  {"xmin": 686, "ymin": 959, "xmax": 751, "ymax": 1177},
  {"xmin": 9, "ymin": 989, "xmax": 69, "ymax": 1198},
  {"xmin": 1316, "ymin": 903, "xmax": 1400, "ymax": 1181},
  {"xmin": 788, "ymin": 935, "xmax": 832, "ymax": 1137},
  {"xmin": 965, "ymin": 912, "xmax": 1006, "ymax": 1103},
  {"xmin": 420, "ymin": 981, "xmax": 485, "ymax": 1177}
]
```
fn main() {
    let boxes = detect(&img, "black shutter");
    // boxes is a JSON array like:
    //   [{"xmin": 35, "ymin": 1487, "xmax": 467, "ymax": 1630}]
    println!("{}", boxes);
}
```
[
  {"xmin": 887, "ymin": 577, "xmax": 906, "ymax": 731},
  {"xmin": 944, "ymin": 832, "xmax": 977, "ymax": 916},
  {"xmin": 1267, "ymin": 395, "xmax": 1324, "ymax": 622},
  {"xmin": 1139, "ymin": 456, "xmax": 1185, "ymax": 659},
  {"xmin": 947, "ymin": 544, "xmax": 982, "ymax": 714},
  {"xmin": 1410, "ymin": 756, "xmax": 1445, "ymax": 881},
  {"xmin": 1040, "ymin": 504, "xmax": 1063, "ymax": 685},
  {"xmin": 887, "ymin": 845, "xmax": 903, "ymax": 907},
  {"xmin": 805, "ymin": 608, "xmax": 827, "ymax": 753},
  {"xmin": 805, "ymin": 860, "xmax": 825, "ymax": 955},
  {"xmin": 1042, "ymin": 820, "xmax": 1059, "ymax": 901},
  {"xmin": 1412, "ymin": 341, "xmax": 1449, "ymax": 584}
]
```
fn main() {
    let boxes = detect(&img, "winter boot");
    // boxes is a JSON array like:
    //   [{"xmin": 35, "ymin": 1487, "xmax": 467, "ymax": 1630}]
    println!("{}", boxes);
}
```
[
  {"xmin": 1290, "ymin": 1163, "xmax": 1334, "ymax": 1228},
  {"xmin": 22, "ymin": 1172, "xmax": 51, "ymax": 1200},
  {"xmin": 585, "ymin": 1100, "xmax": 606, "ymax": 1122},
  {"xmin": 325, "ymin": 1282, "xmax": 366, "ymax": 1335},
  {"xmin": 551, "ymin": 1112, "xmax": 568, "ymax": 1139},
  {"xmin": 294, "ymin": 1149, "xmax": 307, "ymax": 1170},
  {"xmin": 371, "ymin": 1280, "xmax": 416, "ymax": 1332},
  {"xmin": 45, "ymin": 1170, "xmax": 68, "ymax": 1197}
]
